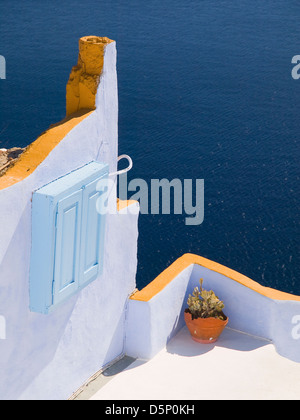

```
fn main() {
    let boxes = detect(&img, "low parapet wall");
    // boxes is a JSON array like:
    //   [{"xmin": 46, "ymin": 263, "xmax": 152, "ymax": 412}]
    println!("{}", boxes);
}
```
[{"xmin": 125, "ymin": 254, "xmax": 300, "ymax": 362}]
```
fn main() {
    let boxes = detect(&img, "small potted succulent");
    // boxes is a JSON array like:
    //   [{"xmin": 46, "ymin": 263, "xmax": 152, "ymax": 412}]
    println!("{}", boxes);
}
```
[{"xmin": 184, "ymin": 278, "xmax": 228, "ymax": 343}]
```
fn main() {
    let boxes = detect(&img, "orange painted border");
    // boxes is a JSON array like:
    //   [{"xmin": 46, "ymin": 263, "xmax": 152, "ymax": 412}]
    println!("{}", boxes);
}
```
[
  {"xmin": 117, "ymin": 199, "xmax": 139, "ymax": 212},
  {"xmin": 130, "ymin": 253, "xmax": 300, "ymax": 302},
  {"xmin": 0, "ymin": 110, "xmax": 93, "ymax": 191}
]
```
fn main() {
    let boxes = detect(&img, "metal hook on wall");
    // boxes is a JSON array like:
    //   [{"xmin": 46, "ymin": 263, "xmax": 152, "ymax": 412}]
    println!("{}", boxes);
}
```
[{"xmin": 109, "ymin": 154, "xmax": 133, "ymax": 177}]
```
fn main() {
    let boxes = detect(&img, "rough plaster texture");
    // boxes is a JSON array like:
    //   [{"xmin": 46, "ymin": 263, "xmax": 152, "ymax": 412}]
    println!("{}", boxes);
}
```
[
  {"xmin": 0, "ymin": 41, "xmax": 140, "ymax": 400},
  {"xmin": 125, "ymin": 263, "xmax": 300, "ymax": 363},
  {"xmin": 66, "ymin": 36, "xmax": 113, "ymax": 116}
]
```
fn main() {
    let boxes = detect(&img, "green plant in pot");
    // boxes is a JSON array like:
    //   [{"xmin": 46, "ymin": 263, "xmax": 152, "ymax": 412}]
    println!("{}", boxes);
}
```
[{"xmin": 184, "ymin": 278, "xmax": 228, "ymax": 343}]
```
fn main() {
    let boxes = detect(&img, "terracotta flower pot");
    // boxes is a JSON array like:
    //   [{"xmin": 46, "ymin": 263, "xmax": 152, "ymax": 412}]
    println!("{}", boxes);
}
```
[{"xmin": 184, "ymin": 310, "xmax": 228, "ymax": 344}]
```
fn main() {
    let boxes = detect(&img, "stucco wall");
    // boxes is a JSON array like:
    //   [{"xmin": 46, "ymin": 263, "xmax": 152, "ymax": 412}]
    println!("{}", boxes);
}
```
[
  {"xmin": 0, "ymin": 40, "xmax": 140, "ymax": 400},
  {"xmin": 126, "ymin": 256, "xmax": 300, "ymax": 363}
]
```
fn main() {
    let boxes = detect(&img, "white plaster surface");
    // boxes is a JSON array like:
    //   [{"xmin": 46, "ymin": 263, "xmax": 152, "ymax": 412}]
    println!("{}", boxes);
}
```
[
  {"xmin": 125, "ymin": 262, "xmax": 300, "ymax": 363},
  {"xmin": 0, "ymin": 41, "xmax": 140, "ymax": 400},
  {"xmin": 91, "ymin": 326, "xmax": 300, "ymax": 401},
  {"xmin": 125, "ymin": 266, "xmax": 194, "ymax": 360}
]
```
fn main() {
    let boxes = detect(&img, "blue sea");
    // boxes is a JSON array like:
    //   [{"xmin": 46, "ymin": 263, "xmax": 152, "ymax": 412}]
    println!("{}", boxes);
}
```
[{"xmin": 0, "ymin": 0, "xmax": 299, "ymax": 293}]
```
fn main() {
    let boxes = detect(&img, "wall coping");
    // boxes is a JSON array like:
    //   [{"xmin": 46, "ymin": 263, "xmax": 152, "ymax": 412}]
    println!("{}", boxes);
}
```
[
  {"xmin": 0, "ymin": 36, "xmax": 114, "ymax": 192},
  {"xmin": 0, "ymin": 110, "xmax": 93, "ymax": 191},
  {"xmin": 130, "ymin": 253, "xmax": 300, "ymax": 303}
]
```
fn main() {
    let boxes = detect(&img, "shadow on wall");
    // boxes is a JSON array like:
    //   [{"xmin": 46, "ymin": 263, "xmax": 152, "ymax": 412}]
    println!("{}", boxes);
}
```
[
  {"xmin": 0, "ymin": 108, "xmax": 93, "ymax": 190},
  {"xmin": 47, "ymin": 109, "xmax": 93, "ymax": 131},
  {"xmin": 164, "ymin": 264, "xmax": 272, "ymax": 359},
  {"xmin": 167, "ymin": 325, "xmax": 270, "ymax": 358},
  {"xmin": 0, "ymin": 202, "xmax": 77, "ymax": 400}
]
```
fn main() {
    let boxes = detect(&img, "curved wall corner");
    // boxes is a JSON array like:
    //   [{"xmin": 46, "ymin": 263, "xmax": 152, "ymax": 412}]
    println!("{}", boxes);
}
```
[{"xmin": 125, "ymin": 254, "xmax": 300, "ymax": 363}]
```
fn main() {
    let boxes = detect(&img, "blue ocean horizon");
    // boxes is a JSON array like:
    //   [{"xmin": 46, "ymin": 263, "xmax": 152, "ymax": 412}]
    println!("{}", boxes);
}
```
[{"xmin": 0, "ymin": 0, "xmax": 299, "ymax": 293}]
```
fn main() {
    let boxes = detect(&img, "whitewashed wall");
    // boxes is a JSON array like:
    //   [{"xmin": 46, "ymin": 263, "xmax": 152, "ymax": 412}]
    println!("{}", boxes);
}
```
[
  {"xmin": 126, "ymin": 262, "xmax": 300, "ymax": 363},
  {"xmin": 0, "ymin": 42, "xmax": 140, "ymax": 400}
]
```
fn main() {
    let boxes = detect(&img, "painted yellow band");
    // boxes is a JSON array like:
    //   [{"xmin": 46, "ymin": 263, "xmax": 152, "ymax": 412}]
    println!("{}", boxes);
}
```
[
  {"xmin": 0, "ymin": 110, "xmax": 93, "ymax": 191},
  {"xmin": 0, "ymin": 36, "xmax": 114, "ymax": 191},
  {"xmin": 130, "ymin": 253, "xmax": 300, "ymax": 302},
  {"xmin": 117, "ymin": 198, "xmax": 139, "ymax": 212}
]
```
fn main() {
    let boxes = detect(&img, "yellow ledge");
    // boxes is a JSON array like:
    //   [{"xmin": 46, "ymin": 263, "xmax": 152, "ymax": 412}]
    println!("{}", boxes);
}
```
[
  {"xmin": 0, "ymin": 110, "xmax": 93, "ymax": 191},
  {"xmin": 130, "ymin": 253, "xmax": 300, "ymax": 302},
  {"xmin": 117, "ymin": 198, "xmax": 139, "ymax": 212},
  {"xmin": 0, "ymin": 36, "xmax": 113, "ymax": 192}
]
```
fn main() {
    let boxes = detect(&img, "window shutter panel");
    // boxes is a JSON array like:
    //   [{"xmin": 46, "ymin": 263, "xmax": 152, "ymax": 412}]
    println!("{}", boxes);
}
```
[
  {"xmin": 53, "ymin": 190, "xmax": 83, "ymax": 305},
  {"xmin": 79, "ymin": 174, "xmax": 107, "ymax": 286},
  {"xmin": 30, "ymin": 162, "xmax": 109, "ymax": 313}
]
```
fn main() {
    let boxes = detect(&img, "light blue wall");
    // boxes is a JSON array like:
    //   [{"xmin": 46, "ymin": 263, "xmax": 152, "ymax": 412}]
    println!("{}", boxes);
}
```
[
  {"xmin": 0, "ymin": 172, "xmax": 139, "ymax": 400},
  {"xmin": 125, "ymin": 261, "xmax": 300, "ymax": 363},
  {"xmin": 0, "ymin": 41, "xmax": 141, "ymax": 400}
]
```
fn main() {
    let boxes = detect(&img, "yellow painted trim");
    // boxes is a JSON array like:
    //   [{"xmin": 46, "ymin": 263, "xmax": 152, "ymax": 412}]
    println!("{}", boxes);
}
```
[
  {"xmin": 0, "ymin": 35, "xmax": 114, "ymax": 191},
  {"xmin": 117, "ymin": 198, "xmax": 139, "ymax": 212},
  {"xmin": 0, "ymin": 110, "xmax": 93, "ymax": 191},
  {"xmin": 130, "ymin": 253, "xmax": 300, "ymax": 302}
]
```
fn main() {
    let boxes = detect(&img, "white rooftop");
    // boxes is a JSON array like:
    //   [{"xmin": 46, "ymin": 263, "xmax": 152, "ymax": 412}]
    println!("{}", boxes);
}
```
[{"xmin": 82, "ymin": 326, "xmax": 300, "ymax": 401}]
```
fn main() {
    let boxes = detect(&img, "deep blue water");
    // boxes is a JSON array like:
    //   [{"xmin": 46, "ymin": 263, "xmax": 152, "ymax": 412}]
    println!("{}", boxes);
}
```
[{"xmin": 0, "ymin": 0, "xmax": 299, "ymax": 293}]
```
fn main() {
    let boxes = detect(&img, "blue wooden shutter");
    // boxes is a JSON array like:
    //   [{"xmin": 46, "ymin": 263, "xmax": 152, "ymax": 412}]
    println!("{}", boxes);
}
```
[
  {"xmin": 53, "ymin": 189, "xmax": 83, "ymax": 305},
  {"xmin": 79, "ymin": 175, "xmax": 107, "ymax": 286},
  {"xmin": 30, "ymin": 162, "xmax": 109, "ymax": 314}
]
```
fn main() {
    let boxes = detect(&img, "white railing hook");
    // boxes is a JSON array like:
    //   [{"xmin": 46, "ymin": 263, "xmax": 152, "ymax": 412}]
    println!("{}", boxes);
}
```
[{"xmin": 109, "ymin": 154, "xmax": 133, "ymax": 177}]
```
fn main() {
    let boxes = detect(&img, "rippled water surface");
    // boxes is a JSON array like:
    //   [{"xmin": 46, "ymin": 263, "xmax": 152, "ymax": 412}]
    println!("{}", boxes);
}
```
[{"xmin": 0, "ymin": 0, "xmax": 299, "ymax": 293}]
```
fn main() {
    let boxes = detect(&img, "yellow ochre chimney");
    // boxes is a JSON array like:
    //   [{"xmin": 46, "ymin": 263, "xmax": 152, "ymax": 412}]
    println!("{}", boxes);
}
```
[{"xmin": 66, "ymin": 36, "xmax": 114, "ymax": 116}]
